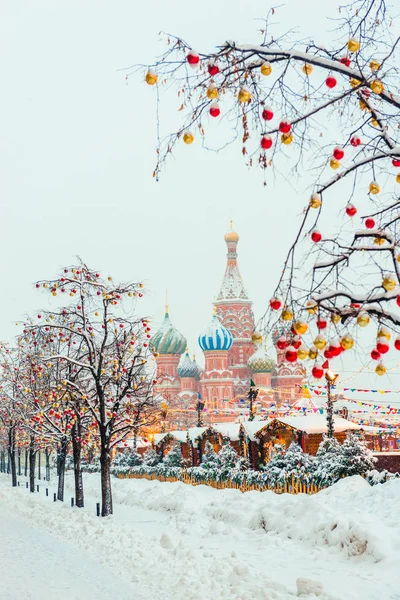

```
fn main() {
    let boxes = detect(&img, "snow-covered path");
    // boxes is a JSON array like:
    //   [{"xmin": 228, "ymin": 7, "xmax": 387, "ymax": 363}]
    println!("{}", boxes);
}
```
[{"xmin": 1, "ymin": 472, "xmax": 399, "ymax": 599}]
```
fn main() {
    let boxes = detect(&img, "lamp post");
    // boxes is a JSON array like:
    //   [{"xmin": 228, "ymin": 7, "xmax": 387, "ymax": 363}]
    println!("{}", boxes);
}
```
[
  {"xmin": 247, "ymin": 380, "xmax": 259, "ymax": 422},
  {"xmin": 196, "ymin": 400, "xmax": 205, "ymax": 428},
  {"xmin": 325, "ymin": 369, "xmax": 339, "ymax": 438}
]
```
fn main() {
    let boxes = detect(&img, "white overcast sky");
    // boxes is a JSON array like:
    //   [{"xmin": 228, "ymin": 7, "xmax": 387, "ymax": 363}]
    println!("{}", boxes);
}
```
[{"xmin": 1, "ymin": 0, "xmax": 400, "ymax": 398}]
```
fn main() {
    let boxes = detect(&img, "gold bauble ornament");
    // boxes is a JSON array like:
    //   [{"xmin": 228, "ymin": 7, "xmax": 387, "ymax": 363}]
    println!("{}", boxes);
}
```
[
  {"xmin": 206, "ymin": 84, "xmax": 218, "ymax": 100},
  {"xmin": 314, "ymin": 335, "xmax": 327, "ymax": 350},
  {"xmin": 183, "ymin": 131, "xmax": 194, "ymax": 144},
  {"xmin": 370, "ymin": 60, "xmax": 380, "ymax": 72},
  {"xmin": 261, "ymin": 62, "xmax": 272, "ymax": 76},
  {"xmin": 302, "ymin": 64, "xmax": 313, "ymax": 75},
  {"xmin": 374, "ymin": 237, "xmax": 385, "ymax": 246},
  {"xmin": 251, "ymin": 331, "xmax": 263, "ymax": 345},
  {"xmin": 376, "ymin": 362, "xmax": 386, "ymax": 376},
  {"xmin": 306, "ymin": 299, "xmax": 318, "ymax": 314},
  {"xmin": 309, "ymin": 193, "xmax": 321, "ymax": 209},
  {"xmin": 371, "ymin": 118, "xmax": 379, "ymax": 127},
  {"xmin": 330, "ymin": 158, "xmax": 340, "ymax": 170},
  {"xmin": 281, "ymin": 308, "xmax": 293, "ymax": 321},
  {"xmin": 297, "ymin": 345, "xmax": 309, "ymax": 360},
  {"xmin": 370, "ymin": 80, "xmax": 384, "ymax": 94},
  {"xmin": 281, "ymin": 133, "xmax": 293, "ymax": 145},
  {"xmin": 359, "ymin": 99, "xmax": 368, "ymax": 111},
  {"xmin": 357, "ymin": 312, "xmax": 370, "ymax": 327},
  {"xmin": 294, "ymin": 321, "xmax": 308, "ymax": 335},
  {"xmin": 145, "ymin": 69, "xmax": 158, "ymax": 85},
  {"xmin": 238, "ymin": 88, "xmax": 251, "ymax": 103},
  {"xmin": 340, "ymin": 334, "xmax": 354, "ymax": 350},
  {"xmin": 350, "ymin": 78, "xmax": 361, "ymax": 88},
  {"xmin": 396, "ymin": 174, "xmax": 400, "ymax": 184},
  {"xmin": 378, "ymin": 326, "xmax": 391, "ymax": 341},
  {"xmin": 347, "ymin": 38, "xmax": 360, "ymax": 53},
  {"xmin": 369, "ymin": 181, "xmax": 380, "ymax": 194},
  {"xmin": 382, "ymin": 274, "xmax": 397, "ymax": 291},
  {"xmin": 331, "ymin": 313, "xmax": 341, "ymax": 324},
  {"xmin": 308, "ymin": 346, "xmax": 318, "ymax": 360}
]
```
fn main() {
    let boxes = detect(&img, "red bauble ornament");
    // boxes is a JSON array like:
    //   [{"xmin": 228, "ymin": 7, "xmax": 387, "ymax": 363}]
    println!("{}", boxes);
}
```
[
  {"xmin": 209, "ymin": 103, "xmax": 220, "ymax": 118},
  {"xmin": 396, "ymin": 295, "xmax": 400, "ymax": 307},
  {"xmin": 279, "ymin": 121, "xmax": 291, "ymax": 134},
  {"xmin": 317, "ymin": 319, "xmax": 327, "ymax": 330},
  {"xmin": 324, "ymin": 349, "xmax": 333, "ymax": 359},
  {"xmin": 339, "ymin": 57, "xmax": 351, "ymax": 67},
  {"xmin": 361, "ymin": 88, "xmax": 371, "ymax": 99},
  {"xmin": 333, "ymin": 146, "xmax": 344, "ymax": 160},
  {"xmin": 365, "ymin": 218, "xmax": 375, "ymax": 229},
  {"xmin": 292, "ymin": 336, "xmax": 302, "ymax": 349},
  {"xmin": 285, "ymin": 346, "xmax": 298, "ymax": 362},
  {"xmin": 350, "ymin": 136, "xmax": 361, "ymax": 147},
  {"xmin": 346, "ymin": 203, "xmax": 357, "ymax": 217},
  {"xmin": 312, "ymin": 365, "xmax": 324, "ymax": 379},
  {"xmin": 208, "ymin": 62, "xmax": 219, "ymax": 76},
  {"xmin": 326, "ymin": 76, "xmax": 337, "ymax": 88},
  {"xmin": 261, "ymin": 135, "xmax": 273, "ymax": 149},
  {"xmin": 376, "ymin": 339, "xmax": 389, "ymax": 354},
  {"xmin": 269, "ymin": 297, "xmax": 282, "ymax": 311},
  {"xmin": 392, "ymin": 158, "xmax": 400, "ymax": 167},
  {"xmin": 262, "ymin": 107, "xmax": 274, "ymax": 121},
  {"xmin": 277, "ymin": 336, "xmax": 288, "ymax": 350},
  {"xmin": 329, "ymin": 343, "xmax": 342, "ymax": 357},
  {"xmin": 395, "ymin": 336, "xmax": 400, "ymax": 351},
  {"xmin": 311, "ymin": 230, "xmax": 322, "ymax": 243},
  {"xmin": 187, "ymin": 51, "xmax": 200, "ymax": 65}
]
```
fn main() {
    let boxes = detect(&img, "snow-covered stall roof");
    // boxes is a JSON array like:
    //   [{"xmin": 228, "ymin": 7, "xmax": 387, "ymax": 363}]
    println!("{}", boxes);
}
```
[
  {"xmin": 213, "ymin": 422, "xmax": 242, "ymax": 441},
  {"xmin": 154, "ymin": 427, "xmax": 210, "ymax": 446},
  {"xmin": 242, "ymin": 419, "xmax": 271, "ymax": 441},
  {"xmin": 275, "ymin": 415, "xmax": 361, "ymax": 434}
]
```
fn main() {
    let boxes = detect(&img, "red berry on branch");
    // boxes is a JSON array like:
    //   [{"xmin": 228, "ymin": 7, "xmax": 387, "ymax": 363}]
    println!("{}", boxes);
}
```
[
  {"xmin": 262, "ymin": 107, "xmax": 274, "ymax": 121},
  {"xmin": 326, "ymin": 76, "xmax": 337, "ymax": 88},
  {"xmin": 339, "ymin": 57, "xmax": 351, "ymax": 67},
  {"xmin": 345, "ymin": 203, "xmax": 357, "ymax": 217},
  {"xmin": 279, "ymin": 121, "xmax": 291, "ymax": 134},
  {"xmin": 209, "ymin": 103, "xmax": 220, "ymax": 118},
  {"xmin": 365, "ymin": 218, "xmax": 375, "ymax": 229},
  {"xmin": 311, "ymin": 230, "xmax": 322, "ymax": 243},
  {"xmin": 261, "ymin": 135, "xmax": 273, "ymax": 150},
  {"xmin": 333, "ymin": 147, "xmax": 344, "ymax": 160},
  {"xmin": 350, "ymin": 136, "xmax": 361, "ymax": 147},
  {"xmin": 208, "ymin": 62, "xmax": 219, "ymax": 76},
  {"xmin": 186, "ymin": 51, "xmax": 200, "ymax": 66},
  {"xmin": 269, "ymin": 297, "xmax": 282, "ymax": 311}
]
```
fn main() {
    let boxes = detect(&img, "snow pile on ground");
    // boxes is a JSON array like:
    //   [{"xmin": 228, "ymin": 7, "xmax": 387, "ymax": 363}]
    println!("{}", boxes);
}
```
[{"xmin": 1, "ymin": 472, "xmax": 399, "ymax": 599}]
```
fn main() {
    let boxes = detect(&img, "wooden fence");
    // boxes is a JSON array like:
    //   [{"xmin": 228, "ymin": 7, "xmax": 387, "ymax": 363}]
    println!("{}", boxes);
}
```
[{"xmin": 118, "ymin": 471, "xmax": 326, "ymax": 495}]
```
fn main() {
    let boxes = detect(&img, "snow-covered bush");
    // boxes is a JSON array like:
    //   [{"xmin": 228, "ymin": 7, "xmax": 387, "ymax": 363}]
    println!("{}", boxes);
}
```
[
  {"xmin": 111, "ymin": 449, "xmax": 143, "ymax": 476},
  {"xmin": 335, "ymin": 433, "xmax": 377, "ymax": 478},
  {"xmin": 263, "ymin": 442, "xmax": 315, "ymax": 487},
  {"xmin": 314, "ymin": 435, "xmax": 342, "ymax": 486},
  {"xmin": 142, "ymin": 448, "xmax": 161, "ymax": 467}
]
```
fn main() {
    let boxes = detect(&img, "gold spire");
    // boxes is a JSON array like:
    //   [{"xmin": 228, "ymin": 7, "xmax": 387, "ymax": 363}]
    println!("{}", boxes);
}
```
[
  {"xmin": 213, "ymin": 305, "xmax": 217, "ymax": 316},
  {"xmin": 165, "ymin": 290, "xmax": 168, "ymax": 314},
  {"xmin": 224, "ymin": 221, "xmax": 239, "ymax": 243}
]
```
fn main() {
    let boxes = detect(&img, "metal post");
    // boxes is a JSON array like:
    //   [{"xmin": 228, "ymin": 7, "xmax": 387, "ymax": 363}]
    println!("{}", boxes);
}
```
[
  {"xmin": 46, "ymin": 488, "xmax": 48, "ymax": 497},
  {"xmin": 71, "ymin": 498, "xmax": 74, "ymax": 507},
  {"xmin": 36, "ymin": 484, "xmax": 39, "ymax": 492},
  {"xmin": 26, "ymin": 482, "xmax": 28, "ymax": 489},
  {"xmin": 96, "ymin": 502, "xmax": 100, "ymax": 517},
  {"xmin": 53, "ymin": 493, "xmax": 57, "ymax": 502}
]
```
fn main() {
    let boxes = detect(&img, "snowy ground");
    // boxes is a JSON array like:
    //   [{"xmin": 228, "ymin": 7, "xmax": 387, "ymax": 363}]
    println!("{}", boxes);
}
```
[{"xmin": 1, "ymin": 472, "xmax": 399, "ymax": 600}]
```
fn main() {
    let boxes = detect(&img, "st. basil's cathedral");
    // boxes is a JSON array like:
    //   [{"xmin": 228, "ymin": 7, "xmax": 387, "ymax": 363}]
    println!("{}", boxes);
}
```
[{"xmin": 151, "ymin": 224, "xmax": 304, "ymax": 419}]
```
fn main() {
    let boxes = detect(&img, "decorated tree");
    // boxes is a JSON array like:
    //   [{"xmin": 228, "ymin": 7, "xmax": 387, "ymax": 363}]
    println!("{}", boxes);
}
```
[
  {"xmin": 263, "ymin": 442, "xmax": 314, "ymax": 485},
  {"xmin": 200, "ymin": 440, "xmax": 221, "ymax": 471},
  {"xmin": 314, "ymin": 434, "xmax": 342, "ymax": 485},
  {"xmin": 143, "ymin": 0, "xmax": 400, "ymax": 376},
  {"xmin": 143, "ymin": 447, "xmax": 161, "ymax": 467},
  {"xmin": 336, "ymin": 432, "xmax": 376, "ymax": 477},
  {"xmin": 0, "ymin": 344, "xmax": 23, "ymax": 487},
  {"xmin": 163, "ymin": 443, "xmax": 184, "ymax": 468},
  {"xmin": 25, "ymin": 260, "xmax": 159, "ymax": 516}
]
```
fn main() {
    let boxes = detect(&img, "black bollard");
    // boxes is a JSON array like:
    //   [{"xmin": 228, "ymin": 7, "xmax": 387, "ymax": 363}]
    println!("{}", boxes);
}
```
[
  {"xmin": 71, "ymin": 498, "xmax": 74, "ymax": 507},
  {"xmin": 46, "ymin": 488, "xmax": 48, "ymax": 497},
  {"xmin": 18, "ymin": 481, "xmax": 20, "ymax": 487},
  {"xmin": 36, "ymin": 484, "xmax": 39, "ymax": 492},
  {"xmin": 53, "ymin": 493, "xmax": 57, "ymax": 502},
  {"xmin": 26, "ymin": 482, "xmax": 28, "ymax": 489},
  {"xmin": 96, "ymin": 502, "xmax": 100, "ymax": 517}
]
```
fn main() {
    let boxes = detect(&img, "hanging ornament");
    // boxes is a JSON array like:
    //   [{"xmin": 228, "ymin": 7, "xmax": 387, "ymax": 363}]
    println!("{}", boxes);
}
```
[
  {"xmin": 357, "ymin": 312, "xmax": 370, "ymax": 327},
  {"xmin": 397, "ymin": 174, "xmax": 400, "ymax": 184},
  {"xmin": 309, "ymin": 193, "xmax": 322, "ymax": 209},
  {"xmin": 325, "ymin": 76, "xmax": 337, "ymax": 88},
  {"xmin": 347, "ymin": 38, "xmax": 360, "ymax": 53},
  {"xmin": 183, "ymin": 131, "xmax": 194, "ymax": 144},
  {"xmin": 302, "ymin": 64, "xmax": 313, "ymax": 75},
  {"xmin": 312, "ymin": 365, "xmax": 324, "ymax": 379},
  {"xmin": 350, "ymin": 136, "xmax": 361, "ymax": 147},
  {"xmin": 209, "ymin": 103, "xmax": 220, "ymax": 118},
  {"xmin": 297, "ymin": 345, "xmax": 309, "ymax": 360},
  {"xmin": 281, "ymin": 133, "xmax": 293, "ymax": 145},
  {"xmin": 279, "ymin": 121, "xmax": 291, "ymax": 134},
  {"xmin": 345, "ymin": 203, "xmax": 357, "ymax": 217},
  {"xmin": 269, "ymin": 297, "xmax": 282, "ymax": 310},
  {"xmin": 314, "ymin": 334, "xmax": 327, "ymax": 350},
  {"xmin": 308, "ymin": 346, "xmax": 318, "ymax": 360},
  {"xmin": 339, "ymin": 57, "xmax": 351, "ymax": 67},
  {"xmin": 261, "ymin": 135, "xmax": 273, "ymax": 149},
  {"xmin": 376, "ymin": 338, "xmax": 389, "ymax": 354},
  {"xmin": 370, "ymin": 349, "xmax": 381, "ymax": 361},
  {"xmin": 382, "ymin": 274, "xmax": 397, "ymax": 291},
  {"xmin": 208, "ymin": 61, "xmax": 219, "ymax": 76},
  {"xmin": 333, "ymin": 147, "xmax": 344, "ymax": 160},
  {"xmin": 340, "ymin": 334, "xmax": 354, "ymax": 350},
  {"xmin": 371, "ymin": 118, "xmax": 379, "ymax": 127},
  {"xmin": 277, "ymin": 336, "xmax": 288, "ymax": 350},
  {"xmin": 374, "ymin": 237, "xmax": 385, "ymax": 246},
  {"xmin": 328, "ymin": 339, "xmax": 342, "ymax": 357},
  {"xmin": 392, "ymin": 158, "xmax": 400, "ymax": 167},
  {"xmin": 281, "ymin": 308, "xmax": 293, "ymax": 321},
  {"xmin": 359, "ymin": 99, "xmax": 368, "ymax": 111},
  {"xmin": 206, "ymin": 83, "xmax": 218, "ymax": 100},
  {"xmin": 375, "ymin": 362, "xmax": 386, "ymax": 376},
  {"xmin": 285, "ymin": 346, "xmax": 298, "ymax": 363},
  {"xmin": 305, "ymin": 299, "xmax": 318, "ymax": 314},
  {"xmin": 261, "ymin": 62, "xmax": 272, "ymax": 76},
  {"xmin": 294, "ymin": 321, "xmax": 308, "ymax": 335},
  {"xmin": 145, "ymin": 69, "xmax": 158, "ymax": 85},
  {"xmin": 350, "ymin": 78, "xmax": 361, "ymax": 88},
  {"xmin": 311, "ymin": 230, "xmax": 322, "ymax": 243},
  {"xmin": 262, "ymin": 107, "xmax": 274, "ymax": 121},
  {"xmin": 316, "ymin": 318, "xmax": 327, "ymax": 330},
  {"xmin": 378, "ymin": 326, "xmax": 391, "ymax": 341},
  {"xmin": 292, "ymin": 336, "xmax": 302, "ymax": 349},
  {"xmin": 238, "ymin": 87, "xmax": 251, "ymax": 103},
  {"xmin": 370, "ymin": 80, "xmax": 384, "ymax": 94},
  {"xmin": 187, "ymin": 51, "xmax": 200, "ymax": 66},
  {"xmin": 365, "ymin": 218, "xmax": 375, "ymax": 229},
  {"xmin": 330, "ymin": 158, "xmax": 341, "ymax": 170},
  {"xmin": 369, "ymin": 60, "xmax": 381, "ymax": 72},
  {"xmin": 251, "ymin": 331, "xmax": 263, "ymax": 344},
  {"xmin": 395, "ymin": 336, "xmax": 400, "ymax": 351},
  {"xmin": 331, "ymin": 313, "xmax": 341, "ymax": 324},
  {"xmin": 397, "ymin": 295, "xmax": 400, "ymax": 307}
]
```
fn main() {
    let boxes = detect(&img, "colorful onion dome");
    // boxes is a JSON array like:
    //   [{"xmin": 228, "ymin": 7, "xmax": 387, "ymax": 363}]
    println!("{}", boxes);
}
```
[
  {"xmin": 248, "ymin": 338, "xmax": 276, "ymax": 373},
  {"xmin": 151, "ymin": 308, "xmax": 187, "ymax": 355},
  {"xmin": 198, "ymin": 312, "xmax": 233, "ymax": 351},
  {"xmin": 177, "ymin": 350, "xmax": 198, "ymax": 378},
  {"xmin": 271, "ymin": 323, "xmax": 292, "ymax": 345},
  {"xmin": 224, "ymin": 219, "xmax": 239, "ymax": 243},
  {"xmin": 191, "ymin": 356, "xmax": 203, "ymax": 381}
]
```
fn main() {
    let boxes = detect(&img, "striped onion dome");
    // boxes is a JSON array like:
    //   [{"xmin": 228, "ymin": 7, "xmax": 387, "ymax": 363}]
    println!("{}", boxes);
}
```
[
  {"xmin": 177, "ymin": 350, "xmax": 202, "ymax": 378},
  {"xmin": 151, "ymin": 309, "xmax": 187, "ymax": 355},
  {"xmin": 198, "ymin": 314, "xmax": 233, "ymax": 351},
  {"xmin": 248, "ymin": 340, "xmax": 276, "ymax": 373}
]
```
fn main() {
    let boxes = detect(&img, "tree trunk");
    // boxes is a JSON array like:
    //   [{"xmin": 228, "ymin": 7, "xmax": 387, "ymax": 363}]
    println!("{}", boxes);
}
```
[
  {"xmin": 38, "ymin": 450, "xmax": 41, "ymax": 480},
  {"xmin": 57, "ymin": 437, "xmax": 68, "ymax": 501},
  {"xmin": 24, "ymin": 449, "xmax": 28, "ymax": 477},
  {"xmin": 100, "ymin": 431, "xmax": 113, "ymax": 516},
  {"xmin": 17, "ymin": 447, "xmax": 21, "ymax": 477},
  {"xmin": 8, "ymin": 427, "xmax": 17, "ymax": 487},
  {"xmin": 29, "ymin": 436, "xmax": 36, "ymax": 493},
  {"xmin": 72, "ymin": 421, "xmax": 84, "ymax": 508},
  {"xmin": 45, "ymin": 448, "xmax": 50, "ymax": 481},
  {"xmin": 0, "ymin": 451, "xmax": 4, "ymax": 473}
]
